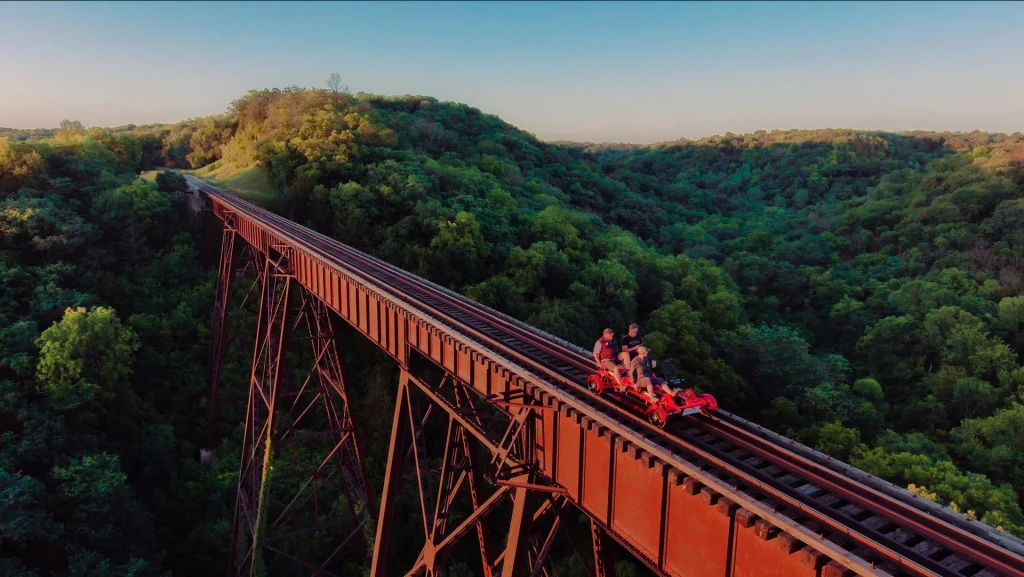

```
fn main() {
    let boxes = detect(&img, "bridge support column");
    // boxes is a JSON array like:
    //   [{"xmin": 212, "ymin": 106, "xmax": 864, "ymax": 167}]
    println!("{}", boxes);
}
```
[
  {"xmin": 590, "ymin": 519, "xmax": 617, "ymax": 577},
  {"xmin": 370, "ymin": 370, "xmax": 571, "ymax": 577},
  {"xmin": 228, "ymin": 245, "xmax": 372, "ymax": 576},
  {"xmin": 207, "ymin": 215, "xmax": 237, "ymax": 450}
]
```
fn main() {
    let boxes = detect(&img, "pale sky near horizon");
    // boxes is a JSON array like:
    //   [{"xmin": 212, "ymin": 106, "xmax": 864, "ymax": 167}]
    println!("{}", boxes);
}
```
[{"xmin": 2, "ymin": 1, "xmax": 1023, "ymax": 143}]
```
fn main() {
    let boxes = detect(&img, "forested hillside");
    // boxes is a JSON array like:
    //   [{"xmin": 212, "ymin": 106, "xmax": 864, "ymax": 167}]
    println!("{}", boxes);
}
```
[
  {"xmin": 1, "ymin": 84, "xmax": 1022, "ymax": 574},
  {"xmin": 0, "ymin": 128, "xmax": 222, "ymax": 574}
]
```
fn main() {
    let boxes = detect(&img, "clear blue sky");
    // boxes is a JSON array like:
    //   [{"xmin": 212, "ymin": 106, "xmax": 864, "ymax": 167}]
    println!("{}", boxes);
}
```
[{"xmin": 2, "ymin": 1, "xmax": 1022, "ymax": 143}]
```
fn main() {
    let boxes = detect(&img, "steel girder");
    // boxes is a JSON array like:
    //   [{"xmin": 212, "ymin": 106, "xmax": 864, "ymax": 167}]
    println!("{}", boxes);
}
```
[
  {"xmin": 207, "ymin": 215, "xmax": 237, "ymax": 448},
  {"xmin": 370, "ymin": 370, "xmax": 598, "ymax": 577}
]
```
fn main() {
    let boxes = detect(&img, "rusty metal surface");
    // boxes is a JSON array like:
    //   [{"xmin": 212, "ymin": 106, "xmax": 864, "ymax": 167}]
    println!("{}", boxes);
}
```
[
  {"xmin": 698, "ymin": 416, "xmax": 1023, "ymax": 577},
  {"xmin": 206, "ymin": 220, "xmax": 236, "ymax": 447},
  {"xmin": 370, "ymin": 371, "xmax": 567, "ymax": 577},
  {"xmin": 731, "ymin": 509, "xmax": 825, "ymax": 577},
  {"xmin": 215, "ymin": 241, "xmax": 372, "ymax": 576},
  {"xmin": 662, "ymin": 481, "xmax": 734, "ymax": 577},
  {"xmin": 193, "ymin": 176, "xmax": 1024, "ymax": 577}
]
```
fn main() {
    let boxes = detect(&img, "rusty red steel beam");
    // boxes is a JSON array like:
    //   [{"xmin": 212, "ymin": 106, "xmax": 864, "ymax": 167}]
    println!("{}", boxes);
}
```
[
  {"xmin": 207, "ymin": 215, "xmax": 236, "ymax": 447},
  {"xmin": 193, "ymin": 177, "xmax": 1024, "ymax": 577},
  {"xmin": 230, "ymin": 251, "xmax": 291, "ymax": 575},
  {"xmin": 372, "ymin": 369, "xmax": 559, "ymax": 577},
  {"xmin": 591, "ymin": 519, "xmax": 617, "ymax": 577},
  {"xmin": 216, "ymin": 236, "xmax": 374, "ymax": 576}
]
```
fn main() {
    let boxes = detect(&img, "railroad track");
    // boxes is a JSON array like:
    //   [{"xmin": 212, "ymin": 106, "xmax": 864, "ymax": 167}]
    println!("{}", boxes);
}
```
[{"xmin": 188, "ymin": 176, "xmax": 1024, "ymax": 577}]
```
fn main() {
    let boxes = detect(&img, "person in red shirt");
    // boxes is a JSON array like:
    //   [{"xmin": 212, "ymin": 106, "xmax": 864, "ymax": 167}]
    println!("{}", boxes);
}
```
[{"xmin": 592, "ymin": 327, "xmax": 624, "ymax": 389}]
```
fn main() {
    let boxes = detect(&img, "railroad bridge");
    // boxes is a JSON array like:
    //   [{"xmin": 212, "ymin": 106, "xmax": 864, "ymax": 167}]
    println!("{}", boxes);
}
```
[{"xmin": 189, "ymin": 176, "xmax": 1024, "ymax": 577}]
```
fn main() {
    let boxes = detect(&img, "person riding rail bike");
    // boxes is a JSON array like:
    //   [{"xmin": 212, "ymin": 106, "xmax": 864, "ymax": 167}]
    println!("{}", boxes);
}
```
[
  {"xmin": 618, "ymin": 323, "xmax": 644, "ymax": 367},
  {"xmin": 630, "ymin": 346, "xmax": 677, "ymax": 399},
  {"xmin": 592, "ymin": 328, "xmax": 624, "ymax": 389}
]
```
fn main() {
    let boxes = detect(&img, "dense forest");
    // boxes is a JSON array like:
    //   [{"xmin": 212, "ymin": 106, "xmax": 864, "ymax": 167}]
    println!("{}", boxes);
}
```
[
  {"xmin": 1, "ymin": 84, "xmax": 1023, "ymax": 574},
  {"xmin": 0, "ymin": 126, "xmax": 221, "ymax": 574}
]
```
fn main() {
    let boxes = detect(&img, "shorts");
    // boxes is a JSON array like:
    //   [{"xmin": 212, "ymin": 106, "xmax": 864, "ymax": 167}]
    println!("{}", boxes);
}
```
[
  {"xmin": 636, "ymin": 376, "xmax": 665, "ymax": 390},
  {"xmin": 600, "ymin": 360, "xmax": 620, "ymax": 372}
]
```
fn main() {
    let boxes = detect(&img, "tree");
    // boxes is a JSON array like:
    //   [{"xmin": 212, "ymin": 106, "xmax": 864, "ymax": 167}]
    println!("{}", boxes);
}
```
[
  {"xmin": 93, "ymin": 179, "xmax": 173, "ymax": 261},
  {"xmin": 815, "ymin": 422, "xmax": 861, "ymax": 461},
  {"xmin": 58, "ymin": 119, "xmax": 85, "ymax": 132},
  {"xmin": 0, "ymin": 467, "xmax": 60, "ymax": 547},
  {"xmin": 0, "ymin": 191, "xmax": 97, "ymax": 260},
  {"xmin": 154, "ymin": 170, "xmax": 188, "ymax": 194},
  {"xmin": 951, "ymin": 404, "xmax": 1024, "ymax": 497},
  {"xmin": 419, "ymin": 211, "xmax": 492, "ymax": 288},
  {"xmin": 0, "ymin": 138, "xmax": 46, "ymax": 194},
  {"xmin": 52, "ymin": 453, "xmax": 160, "ymax": 574},
  {"xmin": 35, "ymin": 307, "xmax": 139, "ymax": 413},
  {"xmin": 325, "ymin": 72, "xmax": 349, "ymax": 94},
  {"xmin": 728, "ymin": 324, "xmax": 813, "ymax": 398}
]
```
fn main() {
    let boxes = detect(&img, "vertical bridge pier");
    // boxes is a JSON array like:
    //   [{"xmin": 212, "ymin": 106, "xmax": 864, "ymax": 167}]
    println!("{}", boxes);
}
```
[{"xmin": 208, "ymin": 228, "xmax": 373, "ymax": 576}]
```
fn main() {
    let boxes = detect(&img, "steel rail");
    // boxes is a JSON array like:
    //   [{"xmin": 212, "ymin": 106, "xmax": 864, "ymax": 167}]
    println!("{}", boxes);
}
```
[
  {"xmin": 719, "ymin": 411, "xmax": 1024, "ymax": 556},
  {"xmin": 699, "ymin": 415, "xmax": 1024, "ymax": 577},
  {"xmin": 191, "ymin": 179, "xmax": 1023, "ymax": 577}
]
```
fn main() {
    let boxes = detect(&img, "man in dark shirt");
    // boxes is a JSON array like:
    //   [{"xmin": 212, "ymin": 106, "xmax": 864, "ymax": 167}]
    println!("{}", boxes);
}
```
[
  {"xmin": 618, "ymin": 323, "xmax": 643, "ymax": 366},
  {"xmin": 630, "ymin": 346, "xmax": 675, "ymax": 399}
]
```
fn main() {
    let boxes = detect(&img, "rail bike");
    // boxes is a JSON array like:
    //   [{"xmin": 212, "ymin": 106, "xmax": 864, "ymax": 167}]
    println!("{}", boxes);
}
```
[{"xmin": 585, "ymin": 361, "xmax": 718, "ymax": 428}]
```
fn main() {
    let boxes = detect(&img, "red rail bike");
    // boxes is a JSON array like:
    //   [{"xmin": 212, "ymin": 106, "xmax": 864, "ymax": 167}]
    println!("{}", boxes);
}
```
[{"xmin": 585, "ymin": 361, "xmax": 718, "ymax": 428}]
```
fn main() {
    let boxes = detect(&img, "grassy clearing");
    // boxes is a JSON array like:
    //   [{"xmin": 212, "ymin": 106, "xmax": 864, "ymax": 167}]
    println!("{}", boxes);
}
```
[
  {"xmin": 186, "ymin": 161, "xmax": 282, "ymax": 207},
  {"xmin": 139, "ymin": 170, "xmax": 160, "ymax": 182}
]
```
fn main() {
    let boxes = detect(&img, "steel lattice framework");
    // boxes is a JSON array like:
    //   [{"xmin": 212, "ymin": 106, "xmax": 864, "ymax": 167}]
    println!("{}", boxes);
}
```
[
  {"xmin": 193, "ymin": 176, "xmax": 1024, "ymax": 577},
  {"xmin": 209, "ymin": 220, "xmax": 373, "ymax": 576},
  {"xmin": 371, "ymin": 371, "xmax": 576, "ymax": 577}
]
